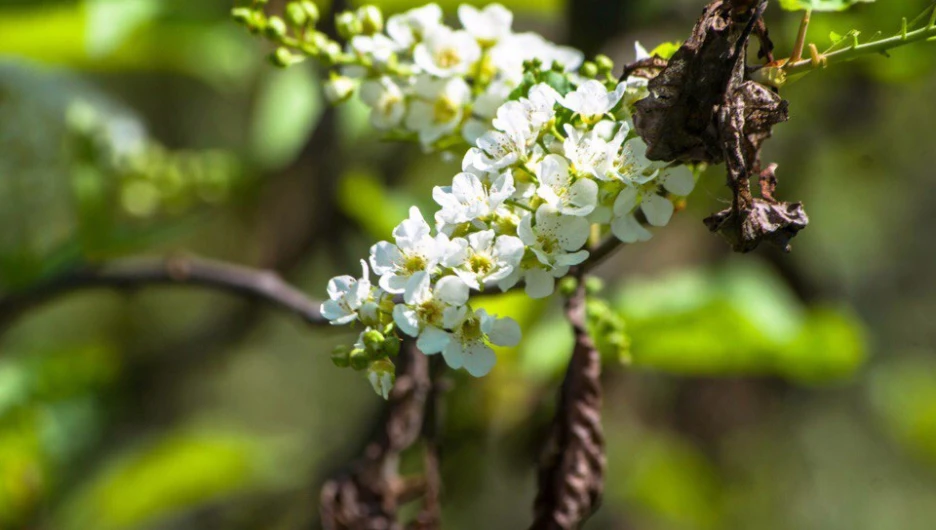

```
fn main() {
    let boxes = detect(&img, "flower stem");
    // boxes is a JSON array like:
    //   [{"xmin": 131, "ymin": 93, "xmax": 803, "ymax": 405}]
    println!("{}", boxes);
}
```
[
  {"xmin": 506, "ymin": 199, "xmax": 535, "ymax": 213},
  {"xmin": 781, "ymin": 11, "xmax": 936, "ymax": 78},
  {"xmin": 789, "ymin": 9, "xmax": 811, "ymax": 64}
]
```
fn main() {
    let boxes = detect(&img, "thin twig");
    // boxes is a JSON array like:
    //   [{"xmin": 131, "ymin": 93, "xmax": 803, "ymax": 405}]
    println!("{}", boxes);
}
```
[{"xmin": 0, "ymin": 256, "xmax": 327, "ymax": 330}]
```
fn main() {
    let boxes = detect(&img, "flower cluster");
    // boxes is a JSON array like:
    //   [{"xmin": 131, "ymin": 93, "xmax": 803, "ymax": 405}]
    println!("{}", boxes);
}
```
[
  {"xmin": 321, "ymin": 63, "xmax": 696, "ymax": 396},
  {"xmin": 235, "ymin": 1, "xmax": 584, "ymax": 152}
]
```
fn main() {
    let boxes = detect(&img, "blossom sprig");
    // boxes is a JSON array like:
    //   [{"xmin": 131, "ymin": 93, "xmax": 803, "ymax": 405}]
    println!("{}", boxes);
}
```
[
  {"xmin": 233, "ymin": 1, "xmax": 586, "ymax": 152},
  {"xmin": 317, "ymin": 35, "xmax": 699, "ymax": 396}
]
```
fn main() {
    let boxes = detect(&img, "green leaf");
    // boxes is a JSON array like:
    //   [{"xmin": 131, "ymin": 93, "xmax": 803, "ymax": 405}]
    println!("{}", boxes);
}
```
[
  {"xmin": 649, "ymin": 41, "xmax": 682, "ymax": 60},
  {"xmin": 779, "ymin": 0, "xmax": 876, "ymax": 12}
]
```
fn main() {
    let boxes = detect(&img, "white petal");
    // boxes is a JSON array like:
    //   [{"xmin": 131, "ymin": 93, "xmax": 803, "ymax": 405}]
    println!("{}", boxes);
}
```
[
  {"xmin": 370, "ymin": 241, "xmax": 403, "ymax": 276},
  {"xmin": 525, "ymin": 268, "xmax": 555, "ymax": 299},
  {"xmin": 380, "ymin": 273, "xmax": 410, "ymax": 295},
  {"xmin": 487, "ymin": 317, "xmax": 521, "ymax": 347},
  {"xmin": 494, "ymin": 235, "xmax": 525, "ymax": 266},
  {"xmin": 393, "ymin": 305, "xmax": 420, "ymax": 337},
  {"xmin": 662, "ymin": 166, "xmax": 695, "ymax": 196},
  {"xmin": 442, "ymin": 342, "xmax": 465, "ymax": 369},
  {"xmin": 563, "ymin": 178, "xmax": 598, "ymax": 216},
  {"xmin": 462, "ymin": 341, "xmax": 496, "ymax": 377},
  {"xmin": 403, "ymin": 271, "xmax": 431, "ymax": 305},
  {"xmin": 555, "ymin": 249, "xmax": 589, "ymax": 267},
  {"xmin": 435, "ymin": 275, "xmax": 470, "ymax": 306},
  {"xmin": 613, "ymin": 187, "xmax": 639, "ymax": 216},
  {"xmin": 555, "ymin": 215, "xmax": 590, "ymax": 251},
  {"xmin": 611, "ymin": 214, "xmax": 652, "ymax": 243},
  {"xmin": 468, "ymin": 230, "xmax": 496, "ymax": 252},
  {"xmin": 417, "ymin": 326, "xmax": 451, "ymax": 354},
  {"xmin": 641, "ymin": 194, "xmax": 674, "ymax": 227}
]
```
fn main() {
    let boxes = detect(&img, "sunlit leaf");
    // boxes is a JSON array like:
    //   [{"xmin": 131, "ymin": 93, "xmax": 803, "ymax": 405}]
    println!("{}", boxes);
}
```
[{"xmin": 779, "ymin": 0, "xmax": 876, "ymax": 12}]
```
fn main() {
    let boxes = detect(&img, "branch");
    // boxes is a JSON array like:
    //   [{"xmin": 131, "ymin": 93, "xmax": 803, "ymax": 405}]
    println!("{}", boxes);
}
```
[
  {"xmin": 0, "ymin": 256, "xmax": 328, "ymax": 330},
  {"xmin": 781, "ymin": 9, "xmax": 936, "ymax": 78},
  {"xmin": 320, "ymin": 339, "xmax": 432, "ymax": 529},
  {"xmin": 532, "ymin": 271, "xmax": 605, "ymax": 529}
]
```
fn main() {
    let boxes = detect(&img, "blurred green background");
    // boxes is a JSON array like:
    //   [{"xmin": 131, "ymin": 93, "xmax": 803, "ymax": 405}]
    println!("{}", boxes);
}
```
[{"xmin": 0, "ymin": 0, "xmax": 935, "ymax": 528}]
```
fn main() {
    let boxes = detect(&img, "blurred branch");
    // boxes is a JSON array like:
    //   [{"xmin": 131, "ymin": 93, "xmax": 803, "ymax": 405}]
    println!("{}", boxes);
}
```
[
  {"xmin": 0, "ymin": 256, "xmax": 327, "ymax": 330},
  {"xmin": 532, "ymin": 271, "xmax": 606, "ymax": 529},
  {"xmin": 320, "ymin": 339, "xmax": 432, "ymax": 530}
]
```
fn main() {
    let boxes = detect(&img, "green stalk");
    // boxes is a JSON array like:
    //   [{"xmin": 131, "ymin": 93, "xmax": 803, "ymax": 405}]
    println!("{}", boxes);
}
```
[{"xmin": 782, "ymin": 12, "xmax": 936, "ymax": 78}]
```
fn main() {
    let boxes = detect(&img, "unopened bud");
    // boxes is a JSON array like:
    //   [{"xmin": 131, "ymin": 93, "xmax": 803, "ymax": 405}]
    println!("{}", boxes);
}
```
[
  {"xmin": 349, "ymin": 348, "xmax": 370, "ymax": 371},
  {"xmin": 580, "ymin": 61, "xmax": 598, "ymax": 79},
  {"xmin": 585, "ymin": 276, "xmax": 604, "ymax": 295},
  {"xmin": 300, "ymin": 1, "xmax": 320, "ymax": 25},
  {"xmin": 271, "ymin": 47, "xmax": 297, "ymax": 67},
  {"xmin": 367, "ymin": 359, "xmax": 396, "ymax": 400},
  {"xmin": 357, "ymin": 5, "xmax": 383, "ymax": 35},
  {"xmin": 323, "ymin": 74, "xmax": 356, "ymax": 104},
  {"xmin": 265, "ymin": 16, "xmax": 288, "ymax": 40},
  {"xmin": 595, "ymin": 54, "xmax": 614, "ymax": 73},
  {"xmin": 362, "ymin": 329, "xmax": 385, "ymax": 351},
  {"xmin": 335, "ymin": 11, "xmax": 362, "ymax": 40},
  {"xmin": 331, "ymin": 345, "xmax": 351, "ymax": 368},
  {"xmin": 231, "ymin": 7, "xmax": 254, "ymax": 26},
  {"xmin": 285, "ymin": 2, "xmax": 308, "ymax": 27},
  {"xmin": 383, "ymin": 335, "xmax": 401, "ymax": 357},
  {"xmin": 557, "ymin": 276, "xmax": 579, "ymax": 297}
]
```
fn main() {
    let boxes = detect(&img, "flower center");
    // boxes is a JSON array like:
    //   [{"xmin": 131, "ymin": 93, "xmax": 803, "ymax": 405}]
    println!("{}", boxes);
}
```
[
  {"xmin": 417, "ymin": 299, "xmax": 444, "ymax": 327},
  {"xmin": 458, "ymin": 316, "xmax": 484, "ymax": 342},
  {"xmin": 538, "ymin": 235, "xmax": 558, "ymax": 255},
  {"xmin": 435, "ymin": 47, "xmax": 461, "ymax": 68},
  {"xmin": 468, "ymin": 252, "xmax": 494, "ymax": 275},
  {"xmin": 403, "ymin": 254, "xmax": 428, "ymax": 274},
  {"xmin": 433, "ymin": 97, "xmax": 458, "ymax": 124}
]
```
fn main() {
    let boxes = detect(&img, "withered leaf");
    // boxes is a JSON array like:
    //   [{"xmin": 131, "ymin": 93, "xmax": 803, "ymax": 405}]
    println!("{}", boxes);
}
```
[{"xmin": 704, "ymin": 198, "xmax": 809, "ymax": 252}]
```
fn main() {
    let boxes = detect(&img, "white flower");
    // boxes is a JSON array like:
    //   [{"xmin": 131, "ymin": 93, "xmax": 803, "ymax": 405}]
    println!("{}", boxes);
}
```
[
  {"xmin": 321, "ymin": 260, "xmax": 372, "ymax": 325},
  {"xmin": 349, "ymin": 34, "xmax": 401, "ymax": 67},
  {"xmin": 360, "ymin": 76, "xmax": 406, "ymax": 129},
  {"xmin": 386, "ymin": 3, "xmax": 444, "ymax": 49},
  {"xmin": 370, "ymin": 206, "xmax": 443, "ymax": 294},
  {"xmin": 458, "ymin": 3, "xmax": 512, "ymax": 46},
  {"xmin": 440, "ymin": 308, "xmax": 521, "ymax": 377},
  {"xmin": 536, "ymin": 154, "xmax": 598, "ymax": 216},
  {"xmin": 323, "ymin": 75, "xmax": 356, "ymax": 104},
  {"xmin": 468, "ymin": 101, "xmax": 538, "ymax": 171},
  {"xmin": 634, "ymin": 41, "xmax": 651, "ymax": 61},
  {"xmin": 608, "ymin": 136, "xmax": 655, "ymax": 181},
  {"xmin": 413, "ymin": 26, "xmax": 481, "ymax": 77},
  {"xmin": 444, "ymin": 230, "xmax": 524, "ymax": 289},
  {"xmin": 367, "ymin": 360, "xmax": 395, "ymax": 400},
  {"xmin": 561, "ymin": 80, "xmax": 626, "ymax": 124},
  {"xmin": 433, "ymin": 171, "xmax": 515, "ymax": 227},
  {"xmin": 522, "ymin": 83, "xmax": 561, "ymax": 130},
  {"xmin": 392, "ymin": 272, "xmax": 469, "ymax": 353},
  {"xmin": 610, "ymin": 165, "xmax": 694, "ymax": 242},
  {"xmin": 405, "ymin": 76, "xmax": 471, "ymax": 145},
  {"xmin": 497, "ymin": 205, "xmax": 590, "ymax": 298},
  {"xmin": 562, "ymin": 122, "xmax": 629, "ymax": 181}
]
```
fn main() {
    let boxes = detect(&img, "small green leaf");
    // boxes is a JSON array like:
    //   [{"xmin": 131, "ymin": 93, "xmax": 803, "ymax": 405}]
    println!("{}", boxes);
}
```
[
  {"xmin": 780, "ymin": 0, "xmax": 875, "ymax": 12},
  {"xmin": 649, "ymin": 41, "xmax": 682, "ymax": 60}
]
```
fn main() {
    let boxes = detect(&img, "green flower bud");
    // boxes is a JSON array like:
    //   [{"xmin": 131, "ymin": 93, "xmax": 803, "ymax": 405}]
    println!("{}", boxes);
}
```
[
  {"xmin": 285, "ymin": 2, "xmax": 308, "ymax": 28},
  {"xmin": 362, "ymin": 329, "xmax": 385, "ymax": 352},
  {"xmin": 595, "ymin": 54, "xmax": 614, "ymax": 73},
  {"xmin": 301, "ymin": 1, "xmax": 320, "ymax": 25},
  {"xmin": 383, "ymin": 335, "xmax": 401, "ymax": 357},
  {"xmin": 349, "ymin": 348, "xmax": 370, "ymax": 371},
  {"xmin": 585, "ymin": 276, "xmax": 604, "ymax": 295},
  {"xmin": 323, "ymin": 74, "xmax": 356, "ymax": 104},
  {"xmin": 265, "ymin": 16, "xmax": 288, "ymax": 40},
  {"xmin": 557, "ymin": 276, "xmax": 579, "ymax": 297},
  {"xmin": 231, "ymin": 7, "xmax": 254, "ymax": 26},
  {"xmin": 580, "ymin": 61, "xmax": 598, "ymax": 79},
  {"xmin": 367, "ymin": 359, "xmax": 396, "ymax": 400},
  {"xmin": 331, "ymin": 345, "xmax": 352, "ymax": 368},
  {"xmin": 270, "ymin": 47, "xmax": 300, "ymax": 67},
  {"xmin": 335, "ymin": 11, "xmax": 362, "ymax": 40},
  {"xmin": 357, "ymin": 5, "xmax": 383, "ymax": 35}
]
